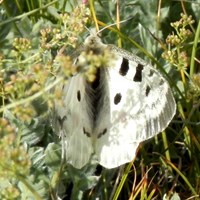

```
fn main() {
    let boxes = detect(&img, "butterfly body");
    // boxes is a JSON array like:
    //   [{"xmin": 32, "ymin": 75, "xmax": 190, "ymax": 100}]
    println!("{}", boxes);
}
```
[{"xmin": 54, "ymin": 33, "xmax": 176, "ymax": 169}]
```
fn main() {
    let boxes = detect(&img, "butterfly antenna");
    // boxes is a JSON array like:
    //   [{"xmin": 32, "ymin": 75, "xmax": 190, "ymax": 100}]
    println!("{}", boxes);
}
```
[
  {"xmin": 97, "ymin": 18, "xmax": 133, "ymax": 35},
  {"xmin": 89, "ymin": 0, "xmax": 132, "ymax": 34}
]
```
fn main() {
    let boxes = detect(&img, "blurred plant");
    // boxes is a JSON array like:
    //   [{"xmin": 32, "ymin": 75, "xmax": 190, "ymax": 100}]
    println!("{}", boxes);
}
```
[
  {"xmin": 0, "ymin": 118, "xmax": 31, "ymax": 199},
  {"xmin": 162, "ymin": 13, "xmax": 195, "ymax": 82},
  {"xmin": 0, "ymin": 1, "xmax": 199, "ymax": 200},
  {"xmin": 187, "ymin": 73, "xmax": 200, "ymax": 102},
  {"xmin": 0, "ymin": 3, "xmax": 90, "ymax": 199}
]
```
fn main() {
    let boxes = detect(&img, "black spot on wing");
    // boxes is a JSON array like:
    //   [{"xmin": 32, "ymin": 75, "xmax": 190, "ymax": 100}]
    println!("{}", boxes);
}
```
[
  {"xmin": 97, "ymin": 128, "xmax": 107, "ymax": 138},
  {"xmin": 148, "ymin": 69, "xmax": 154, "ymax": 77},
  {"xmin": 83, "ymin": 127, "xmax": 91, "ymax": 137},
  {"xmin": 145, "ymin": 85, "xmax": 151, "ymax": 96},
  {"xmin": 57, "ymin": 116, "xmax": 67, "ymax": 128},
  {"xmin": 159, "ymin": 79, "xmax": 164, "ymax": 85},
  {"xmin": 133, "ymin": 63, "xmax": 144, "ymax": 82},
  {"xmin": 77, "ymin": 90, "xmax": 81, "ymax": 102},
  {"xmin": 119, "ymin": 58, "xmax": 129, "ymax": 76},
  {"xmin": 114, "ymin": 93, "xmax": 122, "ymax": 105}
]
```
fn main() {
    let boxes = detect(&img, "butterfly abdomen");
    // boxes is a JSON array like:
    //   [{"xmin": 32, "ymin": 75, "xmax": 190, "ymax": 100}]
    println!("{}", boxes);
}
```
[{"xmin": 85, "ymin": 68, "xmax": 108, "ymax": 129}]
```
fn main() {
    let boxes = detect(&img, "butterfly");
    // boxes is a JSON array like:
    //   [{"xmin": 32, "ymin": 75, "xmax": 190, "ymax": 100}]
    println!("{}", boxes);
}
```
[{"xmin": 53, "ymin": 30, "xmax": 176, "ymax": 169}]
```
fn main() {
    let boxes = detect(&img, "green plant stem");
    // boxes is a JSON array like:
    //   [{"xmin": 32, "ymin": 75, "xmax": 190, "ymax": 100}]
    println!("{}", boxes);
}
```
[
  {"xmin": 17, "ymin": 174, "xmax": 43, "ymax": 200},
  {"xmin": 166, "ymin": 160, "xmax": 197, "ymax": 196},
  {"xmin": 190, "ymin": 20, "xmax": 200, "ymax": 76},
  {"xmin": 0, "ymin": 0, "xmax": 58, "ymax": 27},
  {"xmin": 112, "ymin": 163, "xmax": 132, "ymax": 200}
]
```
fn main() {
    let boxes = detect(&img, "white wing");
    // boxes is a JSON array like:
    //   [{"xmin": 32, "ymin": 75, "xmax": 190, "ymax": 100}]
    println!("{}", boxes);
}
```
[
  {"xmin": 53, "ymin": 74, "xmax": 93, "ymax": 169},
  {"xmin": 94, "ymin": 45, "xmax": 176, "ymax": 169},
  {"xmin": 53, "ymin": 34, "xmax": 176, "ymax": 169}
]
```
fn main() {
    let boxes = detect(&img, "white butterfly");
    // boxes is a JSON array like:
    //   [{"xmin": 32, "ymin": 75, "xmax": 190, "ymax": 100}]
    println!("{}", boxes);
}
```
[{"xmin": 53, "ymin": 31, "xmax": 176, "ymax": 169}]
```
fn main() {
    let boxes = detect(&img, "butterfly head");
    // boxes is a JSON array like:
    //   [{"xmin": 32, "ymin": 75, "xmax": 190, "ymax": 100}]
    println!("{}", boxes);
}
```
[{"xmin": 84, "ymin": 33, "xmax": 107, "ymax": 52}]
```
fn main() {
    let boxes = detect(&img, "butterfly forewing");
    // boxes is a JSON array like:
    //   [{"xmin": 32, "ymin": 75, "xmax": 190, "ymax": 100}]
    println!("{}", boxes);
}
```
[
  {"xmin": 54, "ymin": 74, "xmax": 94, "ymax": 169},
  {"xmin": 94, "ymin": 49, "xmax": 176, "ymax": 168},
  {"xmin": 107, "ymin": 49, "xmax": 176, "ymax": 141}
]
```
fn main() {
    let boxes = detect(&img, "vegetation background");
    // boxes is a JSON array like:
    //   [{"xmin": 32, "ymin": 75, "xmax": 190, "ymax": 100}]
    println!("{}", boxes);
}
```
[{"xmin": 0, "ymin": 0, "xmax": 200, "ymax": 199}]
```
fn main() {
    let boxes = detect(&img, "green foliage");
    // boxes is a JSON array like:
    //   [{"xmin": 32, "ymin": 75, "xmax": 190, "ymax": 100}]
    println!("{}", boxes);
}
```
[{"xmin": 0, "ymin": 0, "xmax": 200, "ymax": 200}]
